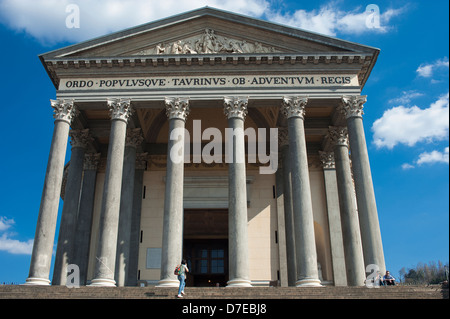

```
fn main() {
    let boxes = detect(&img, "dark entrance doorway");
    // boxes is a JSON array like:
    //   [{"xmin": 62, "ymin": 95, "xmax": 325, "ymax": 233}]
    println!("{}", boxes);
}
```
[{"xmin": 183, "ymin": 209, "xmax": 228, "ymax": 287}]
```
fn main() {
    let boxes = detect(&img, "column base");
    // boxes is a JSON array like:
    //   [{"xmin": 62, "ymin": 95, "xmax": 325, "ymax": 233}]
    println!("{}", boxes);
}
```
[
  {"xmin": 157, "ymin": 278, "xmax": 179, "ymax": 287},
  {"xmin": 296, "ymin": 278, "xmax": 322, "ymax": 287},
  {"xmin": 88, "ymin": 278, "xmax": 116, "ymax": 287},
  {"xmin": 227, "ymin": 278, "xmax": 252, "ymax": 287},
  {"xmin": 23, "ymin": 277, "xmax": 51, "ymax": 286}
]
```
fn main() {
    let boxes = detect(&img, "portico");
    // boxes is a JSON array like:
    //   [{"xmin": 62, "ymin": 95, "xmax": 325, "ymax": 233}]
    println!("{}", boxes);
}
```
[{"xmin": 26, "ymin": 7, "xmax": 385, "ymax": 288}]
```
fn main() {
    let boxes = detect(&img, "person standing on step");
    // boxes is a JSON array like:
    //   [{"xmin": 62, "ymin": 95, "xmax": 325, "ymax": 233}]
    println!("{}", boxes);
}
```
[{"xmin": 177, "ymin": 259, "xmax": 189, "ymax": 298}]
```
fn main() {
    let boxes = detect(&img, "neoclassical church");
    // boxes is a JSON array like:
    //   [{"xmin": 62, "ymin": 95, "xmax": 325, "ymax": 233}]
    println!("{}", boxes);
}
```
[{"xmin": 26, "ymin": 7, "xmax": 385, "ymax": 288}]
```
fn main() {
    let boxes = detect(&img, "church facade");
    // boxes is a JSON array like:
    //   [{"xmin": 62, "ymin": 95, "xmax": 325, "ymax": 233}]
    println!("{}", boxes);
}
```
[{"xmin": 25, "ymin": 7, "xmax": 385, "ymax": 288}]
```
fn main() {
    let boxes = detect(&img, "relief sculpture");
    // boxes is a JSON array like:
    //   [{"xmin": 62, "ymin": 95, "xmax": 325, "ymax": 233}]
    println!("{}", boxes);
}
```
[{"xmin": 134, "ymin": 28, "xmax": 279, "ymax": 55}]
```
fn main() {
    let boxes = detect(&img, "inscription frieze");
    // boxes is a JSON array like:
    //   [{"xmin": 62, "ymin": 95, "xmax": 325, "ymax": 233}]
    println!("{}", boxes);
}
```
[{"xmin": 59, "ymin": 74, "xmax": 358, "ymax": 91}]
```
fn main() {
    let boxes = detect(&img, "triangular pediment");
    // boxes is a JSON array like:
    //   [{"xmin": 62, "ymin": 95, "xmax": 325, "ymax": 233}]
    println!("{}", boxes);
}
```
[{"xmin": 41, "ymin": 7, "xmax": 378, "ymax": 60}]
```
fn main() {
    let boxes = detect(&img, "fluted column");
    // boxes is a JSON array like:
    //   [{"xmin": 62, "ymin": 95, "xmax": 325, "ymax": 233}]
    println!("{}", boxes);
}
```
[
  {"xmin": 340, "ymin": 95, "xmax": 385, "ymax": 275},
  {"xmin": 116, "ymin": 128, "xmax": 143, "ymax": 287},
  {"xmin": 281, "ymin": 96, "xmax": 321, "ymax": 287},
  {"xmin": 26, "ymin": 99, "xmax": 77, "ymax": 285},
  {"xmin": 328, "ymin": 126, "xmax": 365, "ymax": 286},
  {"xmin": 90, "ymin": 98, "xmax": 133, "ymax": 287},
  {"xmin": 224, "ymin": 96, "xmax": 252, "ymax": 287},
  {"xmin": 158, "ymin": 97, "xmax": 190, "ymax": 287},
  {"xmin": 73, "ymin": 152, "xmax": 101, "ymax": 285},
  {"xmin": 53, "ymin": 129, "xmax": 92, "ymax": 285}
]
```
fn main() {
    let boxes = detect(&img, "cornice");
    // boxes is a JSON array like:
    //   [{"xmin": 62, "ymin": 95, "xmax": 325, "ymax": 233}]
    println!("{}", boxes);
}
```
[{"xmin": 43, "ymin": 52, "xmax": 374, "ymax": 90}]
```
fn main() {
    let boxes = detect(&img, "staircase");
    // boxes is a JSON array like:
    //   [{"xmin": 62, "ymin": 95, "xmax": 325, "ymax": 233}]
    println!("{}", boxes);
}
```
[{"xmin": 0, "ymin": 285, "xmax": 448, "ymax": 299}]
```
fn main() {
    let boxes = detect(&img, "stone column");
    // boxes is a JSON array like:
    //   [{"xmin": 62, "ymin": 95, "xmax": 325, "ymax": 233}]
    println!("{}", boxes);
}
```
[
  {"xmin": 328, "ymin": 127, "xmax": 365, "ymax": 286},
  {"xmin": 224, "ymin": 96, "xmax": 252, "ymax": 287},
  {"xmin": 318, "ymin": 151, "xmax": 347, "ymax": 286},
  {"xmin": 115, "ymin": 128, "xmax": 143, "ymax": 287},
  {"xmin": 90, "ymin": 98, "xmax": 133, "ymax": 287},
  {"xmin": 128, "ymin": 153, "xmax": 147, "ymax": 286},
  {"xmin": 53, "ymin": 129, "xmax": 92, "ymax": 285},
  {"xmin": 340, "ymin": 95, "xmax": 385, "ymax": 275},
  {"xmin": 279, "ymin": 127, "xmax": 297, "ymax": 286},
  {"xmin": 73, "ymin": 152, "xmax": 101, "ymax": 285},
  {"xmin": 26, "ymin": 99, "xmax": 77, "ymax": 285},
  {"xmin": 158, "ymin": 97, "xmax": 190, "ymax": 287},
  {"xmin": 281, "ymin": 96, "xmax": 321, "ymax": 287}
]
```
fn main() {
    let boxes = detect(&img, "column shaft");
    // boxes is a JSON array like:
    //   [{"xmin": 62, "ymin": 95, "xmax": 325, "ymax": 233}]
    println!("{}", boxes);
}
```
[
  {"xmin": 319, "ymin": 151, "xmax": 347, "ymax": 286},
  {"xmin": 281, "ymin": 143, "xmax": 297, "ymax": 286},
  {"xmin": 329, "ymin": 127, "xmax": 365, "ymax": 286},
  {"xmin": 116, "ymin": 129, "xmax": 143, "ymax": 287},
  {"xmin": 341, "ymin": 96, "xmax": 385, "ymax": 275},
  {"xmin": 282, "ymin": 96, "xmax": 321, "ymax": 287},
  {"xmin": 53, "ymin": 129, "xmax": 90, "ymax": 285},
  {"xmin": 73, "ymin": 153, "xmax": 100, "ymax": 285},
  {"xmin": 26, "ymin": 99, "xmax": 76, "ymax": 285},
  {"xmin": 159, "ymin": 98, "xmax": 189, "ymax": 287},
  {"xmin": 90, "ymin": 98, "xmax": 132, "ymax": 287},
  {"xmin": 128, "ymin": 153, "xmax": 146, "ymax": 286},
  {"xmin": 224, "ymin": 97, "xmax": 251, "ymax": 287}
]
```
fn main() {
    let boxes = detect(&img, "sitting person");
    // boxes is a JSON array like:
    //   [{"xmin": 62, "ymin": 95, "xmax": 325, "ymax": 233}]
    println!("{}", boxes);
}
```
[
  {"xmin": 374, "ymin": 271, "xmax": 384, "ymax": 286},
  {"xmin": 383, "ymin": 271, "xmax": 396, "ymax": 285}
]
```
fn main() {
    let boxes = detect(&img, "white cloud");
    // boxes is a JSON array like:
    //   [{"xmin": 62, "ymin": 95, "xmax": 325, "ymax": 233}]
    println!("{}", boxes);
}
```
[
  {"xmin": 401, "ymin": 163, "xmax": 415, "ymax": 170},
  {"xmin": 0, "ymin": 0, "xmax": 270, "ymax": 44},
  {"xmin": 266, "ymin": 4, "xmax": 405, "ymax": 37},
  {"xmin": 416, "ymin": 147, "xmax": 449, "ymax": 165},
  {"xmin": 372, "ymin": 92, "xmax": 449, "ymax": 149},
  {"xmin": 0, "ymin": 0, "xmax": 404, "ymax": 44},
  {"xmin": 0, "ymin": 234, "xmax": 34, "ymax": 255},
  {"xmin": 416, "ymin": 57, "xmax": 449, "ymax": 78},
  {"xmin": 401, "ymin": 147, "xmax": 449, "ymax": 169},
  {"xmin": 0, "ymin": 216, "xmax": 14, "ymax": 232},
  {"xmin": 0, "ymin": 217, "xmax": 33, "ymax": 255},
  {"xmin": 388, "ymin": 90, "xmax": 424, "ymax": 105}
]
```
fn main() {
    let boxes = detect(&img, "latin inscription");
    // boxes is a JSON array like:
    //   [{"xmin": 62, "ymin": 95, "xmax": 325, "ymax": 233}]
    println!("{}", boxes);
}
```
[{"xmin": 60, "ymin": 74, "xmax": 357, "ymax": 90}]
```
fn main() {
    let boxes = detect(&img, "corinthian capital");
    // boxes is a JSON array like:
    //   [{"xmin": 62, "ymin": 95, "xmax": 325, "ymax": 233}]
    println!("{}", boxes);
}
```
[
  {"xmin": 340, "ymin": 95, "xmax": 366, "ymax": 119},
  {"xmin": 69, "ymin": 129, "xmax": 93, "ymax": 149},
  {"xmin": 107, "ymin": 98, "xmax": 133, "ymax": 122},
  {"xmin": 281, "ymin": 96, "xmax": 308, "ymax": 119},
  {"xmin": 327, "ymin": 126, "xmax": 349, "ymax": 147},
  {"xmin": 223, "ymin": 96, "xmax": 248, "ymax": 120},
  {"xmin": 51, "ymin": 99, "xmax": 77, "ymax": 124},
  {"xmin": 83, "ymin": 153, "xmax": 101, "ymax": 171},
  {"xmin": 126, "ymin": 128, "xmax": 144, "ymax": 148},
  {"xmin": 165, "ymin": 97, "xmax": 190, "ymax": 121},
  {"xmin": 319, "ymin": 151, "xmax": 335, "ymax": 169}
]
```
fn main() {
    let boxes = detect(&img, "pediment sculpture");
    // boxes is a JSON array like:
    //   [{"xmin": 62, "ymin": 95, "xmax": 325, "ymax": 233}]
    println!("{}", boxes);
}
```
[{"xmin": 134, "ymin": 28, "xmax": 280, "ymax": 55}]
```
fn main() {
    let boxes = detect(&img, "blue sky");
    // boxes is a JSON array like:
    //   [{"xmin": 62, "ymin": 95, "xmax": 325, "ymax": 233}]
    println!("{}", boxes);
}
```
[{"xmin": 0, "ymin": 0, "xmax": 448, "ymax": 284}]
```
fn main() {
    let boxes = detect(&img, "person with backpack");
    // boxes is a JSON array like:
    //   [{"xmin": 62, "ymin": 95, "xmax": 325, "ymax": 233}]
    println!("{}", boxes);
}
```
[{"xmin": 176, "ymin": 259, "xmax": 189, "ymax": 298}]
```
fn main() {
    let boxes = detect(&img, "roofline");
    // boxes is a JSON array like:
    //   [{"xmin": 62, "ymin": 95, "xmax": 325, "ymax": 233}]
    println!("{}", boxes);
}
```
[
  {"xmin": 40, "ymin": 6, "xmax": 380, "ymax": 90},
  {"xmin": 40, "ymin": 6, "xmax": 380, "ymax": 59}
]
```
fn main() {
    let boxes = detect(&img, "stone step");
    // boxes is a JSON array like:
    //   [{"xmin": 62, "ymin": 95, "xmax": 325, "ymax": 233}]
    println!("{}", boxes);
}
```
[{"xmin": 0, "ymin": 285, "xmax": 447, "ymax": 299}]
